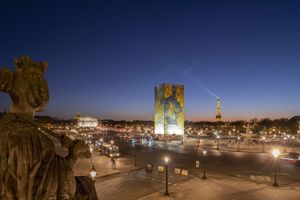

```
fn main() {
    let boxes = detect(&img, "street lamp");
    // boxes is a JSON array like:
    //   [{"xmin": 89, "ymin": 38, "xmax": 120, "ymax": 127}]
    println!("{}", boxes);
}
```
[
  {"xmin": 297, "ymin": 122, "xmax": 300, "ymax": 140},
  {"xmin": 216, "ymin": 135, "xmax": 220, "ymax": 150},
  {"xmin": 283, "ymin": 137, "xmax": 287, "ymax": 152},
  {"xmin": 164, "ymin": 157, "xmax": 170, "ymax": 196},
  {"xmin": 99, "ymin": 138, "xmax": 103, "ymax": 155},
  {"xmin": 89, "ymin": 144, "xmax": 96, "ymax": 180},
  {"xmin": 134, "ymin": 145, "xmax": 137, "ymax": 167},
  {"xmin": 202, "ymin": 150, "xmax": 207, "ymax": 179},
  {"xmin": 237, "ymin": 136, "xmax": 241, "ymax": 152},
  {"xmin": 262, "ymin": 136, "xmax": 266, "ymax": 153},
  {"xmin": 90, "ymin": 164, "xmax": 97, "ymax": 180},
  {"xmin": 195, "ymin": 160, "xmax": 200, "ymax": 177},
  {"xmin": 272, "ymin": 149, "xmax": 280, "ymax": 187},
  {"xmin": 292, "ymin": 136, "xmax": 295, "ymax": 150},
  {"xmin": 89, "ymin": 145, "xmax": 94, "ymax": 153}
]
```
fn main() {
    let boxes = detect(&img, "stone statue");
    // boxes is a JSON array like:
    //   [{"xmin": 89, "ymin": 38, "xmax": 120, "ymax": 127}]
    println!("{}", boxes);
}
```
[
  {"xmin": 0, "ymin": 56, "xmax": 49, "ymax": 118},
  {"xmin": 0, "ymin": 56, "xmax": 98, "ymax": 199}
]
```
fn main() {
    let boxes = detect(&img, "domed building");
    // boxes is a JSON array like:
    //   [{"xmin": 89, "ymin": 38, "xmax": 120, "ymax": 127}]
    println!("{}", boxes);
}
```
[{"xmin": 76, "ymin": 113, "xmax": 99, "ymax": 128}]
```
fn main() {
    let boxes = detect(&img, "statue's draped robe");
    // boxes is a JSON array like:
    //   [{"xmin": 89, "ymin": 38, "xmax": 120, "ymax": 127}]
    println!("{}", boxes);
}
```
[
  {"xmin": 0, "ymin": 57, "xmax": 97, "ymax": 200},
  {"xmin": 0, "ymin": 115, "xmax": 96, "ymax": 200}
]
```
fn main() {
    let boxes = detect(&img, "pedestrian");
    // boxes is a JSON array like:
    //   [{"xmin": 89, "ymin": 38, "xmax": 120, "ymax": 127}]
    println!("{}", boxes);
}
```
[{"xmin": 111, "ymin": 158, "xmax": 116, "ymax": 169}]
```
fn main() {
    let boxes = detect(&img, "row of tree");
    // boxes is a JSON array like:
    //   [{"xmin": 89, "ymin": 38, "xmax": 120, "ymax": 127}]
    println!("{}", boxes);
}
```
[{"xmin": 186, "ymin": 117, "xmax": 300, "ymax": 135}]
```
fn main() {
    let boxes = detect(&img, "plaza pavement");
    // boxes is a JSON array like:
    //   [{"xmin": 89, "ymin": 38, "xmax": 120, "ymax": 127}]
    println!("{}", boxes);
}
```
[
  {"xmin": 183, "ymin": 138, "xmax": 300, "ymax": 154},
  {"xmin": 74, "ymin": 152, "xmax": 140, "ymax": 178},
  {"xmin": 139, "ymin": 173, "xmax": 300, "ymax": 200}
]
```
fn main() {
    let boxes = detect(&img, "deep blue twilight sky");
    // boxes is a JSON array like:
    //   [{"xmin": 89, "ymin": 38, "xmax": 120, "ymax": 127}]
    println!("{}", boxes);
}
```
[{"xmin": 0, "ymin": 0, "xmax": 300, "ymax": 121}]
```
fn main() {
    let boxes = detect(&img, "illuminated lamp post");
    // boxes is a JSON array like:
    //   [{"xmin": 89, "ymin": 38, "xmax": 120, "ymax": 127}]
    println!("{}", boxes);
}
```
[
  {"xmin": 195, "ymin": 160, "xmax": 200, "ymax": 178},
  {"xmin": 100, "ymin": 138, "xmax": 103, "ymax": 155},
  {"xmin": 297, "ymin": 122, "xmax": 300, "ymax": 140},
  {"xmin": 292, "ymin": 136, "xmax": 295, "ymax": 150},
  {"xmin": 164, "ymin": 157, "xmax": 170, "ymax": 196},
  {"xmin": 202, "ymin": 150, "xmax": 207, "ymax": 179},
  {"xmin": 216, "ymin": 135, "xmax": 220, "ymax": 150},
  {"xmin": 233, "ymin": 127, "xmax": 236, "ymax": 134},
  {"xmin": 262, "ymin": 136, "xmax": 266, "ymax": 153},
  {"xmin": 110, "ymin": 140, "xmax": 114, "ymax": 158},
  {"xmin": 90, "ymin": 164, "xmax": 97, "ymax": 180},
  {"xmin": 272, "ymin": 149, "xmax": 280, "ymax": 187},
  {"xmin": 283, "ymin": 137, "xmax": 287, "ymax": 152},
  {"xmin": 89, "ymin": 144, "xmax": 97, "ymax": 180},
  {"xmin": 134, "ymin": 145, "xmax": 137, "ymax": 167},
  {"xmin": 110, "ymin": 140, "xmax": 114, "ymax": 147},
  {"xmin": 89, "ymin": 145, "xmax": 94, "ymax": 154},
  {"xmin": 237, "ymin": 136, "xmax": 241, "ymax": 152}
]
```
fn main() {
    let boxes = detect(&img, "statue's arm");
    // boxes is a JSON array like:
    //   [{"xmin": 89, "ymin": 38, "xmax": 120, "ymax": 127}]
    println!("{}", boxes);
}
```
[
  {"xmin": 66, "ymin": 140, "xmax": 91, "ymax": 168},
  {"xmin": 0, "ymin": 68, "xmax": 13, "ymax": 93}
]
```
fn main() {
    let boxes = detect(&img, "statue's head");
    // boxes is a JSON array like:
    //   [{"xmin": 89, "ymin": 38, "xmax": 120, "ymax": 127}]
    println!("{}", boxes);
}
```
[
  {"xmin": 0, "ymin": 55, "xmax": 49, "ymax": 118},
  {"xmin": 14, "ymin": 55, "xmax": 48, "ymax": 75}
]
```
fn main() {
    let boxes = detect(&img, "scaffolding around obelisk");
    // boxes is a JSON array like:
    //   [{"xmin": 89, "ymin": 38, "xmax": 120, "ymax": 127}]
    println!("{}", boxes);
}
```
[{"xmin": 216, "ymin": 97, "xmax": 222, "ymax": 122}]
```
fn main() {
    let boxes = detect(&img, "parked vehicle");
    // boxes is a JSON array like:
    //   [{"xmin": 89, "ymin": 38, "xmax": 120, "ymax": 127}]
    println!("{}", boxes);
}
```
[{"xmin": 281, "ymin": 152, "xmax": 300, "ymax": 165}]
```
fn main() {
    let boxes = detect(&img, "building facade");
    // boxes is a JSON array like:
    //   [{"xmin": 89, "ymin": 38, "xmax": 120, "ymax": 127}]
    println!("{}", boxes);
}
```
[
  {"xmin": 154, "ymin": 83, "xmax": 184, "ymax": 135},
  {"xmin": 77, "ymin": 116, "xmax": 98, "ymax": 127}
]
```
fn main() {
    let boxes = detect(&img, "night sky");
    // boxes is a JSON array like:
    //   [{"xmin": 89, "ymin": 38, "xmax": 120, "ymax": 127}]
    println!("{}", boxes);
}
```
[{"xmin": 0, "ymin": 0, "xmax": 300, "ymax": 121}]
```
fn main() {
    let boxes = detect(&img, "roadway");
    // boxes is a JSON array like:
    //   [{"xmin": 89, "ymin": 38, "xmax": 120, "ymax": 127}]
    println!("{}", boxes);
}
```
[{"xmin": 94, "ymin": 139, "xmax": 300, "ymax": 200}]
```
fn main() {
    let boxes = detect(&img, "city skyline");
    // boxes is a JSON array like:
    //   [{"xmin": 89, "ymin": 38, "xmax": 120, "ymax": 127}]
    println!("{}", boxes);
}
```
[{"xmin": 1, "ymin": 0, "xmax": 300, "ymax": 121}]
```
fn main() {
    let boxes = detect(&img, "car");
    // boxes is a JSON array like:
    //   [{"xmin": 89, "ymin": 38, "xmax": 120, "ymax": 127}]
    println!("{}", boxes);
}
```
[{"xmin": 281, "ymin": 152, "xmax": 300, "ymax": 164}]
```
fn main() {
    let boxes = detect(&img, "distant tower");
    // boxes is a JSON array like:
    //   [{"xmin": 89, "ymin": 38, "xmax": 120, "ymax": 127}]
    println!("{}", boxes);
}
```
[
  {"xmin": 75, "ymin": 112, "xmax": 81, "ymax": 120},
  {"xmin": 216, "ymin": 98, "xmax": 222, "ymax": 122}
]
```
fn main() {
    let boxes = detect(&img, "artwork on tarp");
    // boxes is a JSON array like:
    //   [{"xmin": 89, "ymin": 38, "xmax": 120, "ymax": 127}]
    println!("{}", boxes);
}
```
[{"xmin": 154, "ymin": 83, "xmax": 184, "ymax": 135}]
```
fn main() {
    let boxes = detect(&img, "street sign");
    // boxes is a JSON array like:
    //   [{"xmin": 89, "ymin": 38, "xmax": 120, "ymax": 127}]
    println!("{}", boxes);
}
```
[
  {"xmin": 158, "ymin": 166, "xmax": 164, "ymax": 172},
  {"xmin": 174, "ymin": 168, "xmax": 181, "ymax": 175},
  {"xmin": 196, "ymin": 160, "xmax": 200, "ymax": 168},
  {"xmin": 181, "ymin": 170, "xmax": 188, "ymax": 176}
]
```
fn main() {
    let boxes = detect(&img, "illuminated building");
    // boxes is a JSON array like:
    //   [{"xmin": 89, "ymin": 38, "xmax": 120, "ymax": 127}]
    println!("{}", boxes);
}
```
[
  {"xmin": 154, "ymin": 83, "xmax": 184, "ymax": 135},
  {"xmin": 216, "ymin": 98, "xmax": 222, "ymax": 122},
  {"xmin": 77, "ymin": 113, "xmax": 98, "ymax": 127}
]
